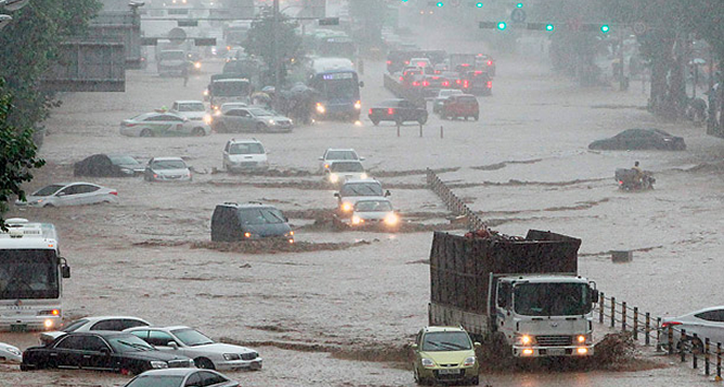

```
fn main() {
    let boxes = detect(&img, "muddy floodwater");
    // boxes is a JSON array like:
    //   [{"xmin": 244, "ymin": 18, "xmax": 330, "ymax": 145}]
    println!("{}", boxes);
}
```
[{"xmin": 2, "ymin": 30, "xmax": 723, "ymax": 387}]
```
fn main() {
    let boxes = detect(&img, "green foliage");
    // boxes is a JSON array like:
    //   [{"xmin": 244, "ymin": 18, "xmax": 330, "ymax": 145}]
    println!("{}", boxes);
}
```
[
  {"xmin": 242, "ymin": 5, "xmax": 302, "ymax": 85},
  {"xmin": 0, "ymin": 81, "xmax": 45, "ymax": 230},
  {"xmin": 348, "ymin": 0, "xmax": 386, "ymax": 46}
]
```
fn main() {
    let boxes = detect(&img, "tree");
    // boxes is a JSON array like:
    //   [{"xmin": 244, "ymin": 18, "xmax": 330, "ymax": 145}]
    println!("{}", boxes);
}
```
[
  {"xmin": 690, "ymin": 0, "xmax": 724, "ymax": 135},
  {"xmin": 0, "ymin": 81, "xmax": 45, "ymax": 230},
  {"xmin": 348, "ymin": 0, "xmax": 386, "ymax": 49},
  {"xmin": 242, "ymin": 5, "xmax": 303, "ymax": 87}
]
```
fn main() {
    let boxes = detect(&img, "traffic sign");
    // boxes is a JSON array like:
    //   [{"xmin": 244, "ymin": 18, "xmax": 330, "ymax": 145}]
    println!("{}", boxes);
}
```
[{"xmin": 511, "ymin": 8, "xmax": 526, "ymax": 23}]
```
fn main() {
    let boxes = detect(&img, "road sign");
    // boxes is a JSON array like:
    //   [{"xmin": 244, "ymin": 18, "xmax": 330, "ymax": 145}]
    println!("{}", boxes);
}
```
[
  {"xmin": 633, "ymin": 21, "xmax": 647, "ymax": 35},
  {"xmin": 167, "ymin": 27, "xmax": 187, "ymax": 45},
  {"xmin": 511, "ymin": 8, "xmax": 526, "ymax": 23}
]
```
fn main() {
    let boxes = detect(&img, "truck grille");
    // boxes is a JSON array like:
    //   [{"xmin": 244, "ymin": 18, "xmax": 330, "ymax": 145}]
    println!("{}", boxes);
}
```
[{"xmin": 536, "ymin": 335, "xmax": 573, "ymax": 347}]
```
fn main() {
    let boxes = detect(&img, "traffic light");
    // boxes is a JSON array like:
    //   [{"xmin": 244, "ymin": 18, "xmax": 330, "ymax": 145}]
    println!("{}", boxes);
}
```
[
  {"xmin": 516, "ymin": 2, "xmax": 523, "ymax": 8},
  {"xmin": 436, "ymin": 1, "xmax": 444, "ymax": 7},
  {"xmin": 546, "ymin": 23, "xmax": 554, "ymax": 31},
  {"xmin": 497, "ymin": 21, "xmax": 507, "ymax": 30},
  {"xmin": 600, "ymin": 24, "xmax": 610, "ymax": 33},
  {"xmin": 475, "ymin": 1, "xmax": 483, "ymax": 7}
]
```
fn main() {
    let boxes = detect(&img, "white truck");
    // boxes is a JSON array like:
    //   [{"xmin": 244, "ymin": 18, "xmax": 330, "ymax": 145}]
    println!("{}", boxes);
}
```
[
  {"xmin": 0, "ymin": 219, "xmax": 70, "ymax": 331},
  {"xmin": 429, "ymin": 230, "xmax": 598, "ymax": 357}
]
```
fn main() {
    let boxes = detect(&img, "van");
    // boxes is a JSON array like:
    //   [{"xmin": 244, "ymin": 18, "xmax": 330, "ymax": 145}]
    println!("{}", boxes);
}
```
[{"xmin": 210, "ymin": 202, "xmax": 294, "ymax": 243}]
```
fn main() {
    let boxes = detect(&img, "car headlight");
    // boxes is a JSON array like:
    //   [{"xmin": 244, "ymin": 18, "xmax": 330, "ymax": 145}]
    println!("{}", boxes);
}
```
[
  {"xmin": 316, "ymin": 103, "xmax": 326, "ymax": 114},
  {"xmin": 150, "ymin": 361, "xmax": 169, "ymax": 369},
  {"xmin": 203, "ymin": 115, "xmax": 212, "ymax": 125},
  {"xmin": 341, "ymin": 203, "xmax": 352, "ymax": 212},
  {"xmin": 384, "ymin": 213, "xmax": 399, "ymax": 225},
  {"xmin": 203, "ymin": 89, "xmax": 209, "ymax": 97},
  {"xmin": 5, "ymin": 347, "xmax": 21, "ymax": 356},
  {"xmin": 243, "ymin": 232, "xmax": 257, "ymax": 238},
  {"xmin": 329, "ymin": 174, "xmax": 339, "ymax": 183},
  {"xmin": 577, "ymin": 334, "xmax": 591, "ymax": 344},
  {"xmin": 354, "ymin": 100, "xmax": 362, "ymax": 110},
  {"xmin": 268, "ymin": 119, "xmax": 275, "ymax": 125},
  {"xmin": 360, "ymin": 173, "xmax": 368, "ymax": 179},
  {"xmin": 421, "ymin": 358, "xmax": 435, "ymax": 368},
  {"xmin": 352, "ymin": 215, "xmax": 363, "ymax": 225},
  {"xmin": 463, "ymin": 356, "xmax": 476, "ymax": 367},
  {"xmin": 223, "ymin": 353, "xmax": 241, "ymax": 361},
  {"xmin": 194, "ymin": 61, "xmax": 201, "ymax": 69}
]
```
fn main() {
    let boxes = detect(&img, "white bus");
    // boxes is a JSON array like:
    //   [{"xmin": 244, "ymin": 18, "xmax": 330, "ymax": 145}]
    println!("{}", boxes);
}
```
[{"xmin": 0, "ymin": 219, "xmax": 70, "ymax": 331}]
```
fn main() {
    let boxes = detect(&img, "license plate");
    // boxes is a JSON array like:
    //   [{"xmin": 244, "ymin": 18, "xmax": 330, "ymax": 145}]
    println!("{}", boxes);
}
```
[
  {"xmin": 547, "ymin": 348, "xmax": 565, "ymax": 356},
  {"xmin": 10, "ymin": 324, "xmax": 28, "ymax": 332},
  {"xmin": 438, "ymin": 368, "xmax": 460, "ymax": 375}
]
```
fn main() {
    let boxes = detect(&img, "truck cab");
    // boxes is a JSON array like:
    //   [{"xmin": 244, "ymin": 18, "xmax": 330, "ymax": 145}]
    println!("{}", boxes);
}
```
[{"xmin": 494, "ymin": 275, "xmax": 597, "ymax": 357}]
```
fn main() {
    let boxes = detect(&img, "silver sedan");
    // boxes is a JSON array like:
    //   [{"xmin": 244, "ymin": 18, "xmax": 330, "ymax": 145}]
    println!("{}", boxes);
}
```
[
  {"xmin": 15, "ymin": 182, "xmax": 118, "ymax": 208},
  {"xmin": 660, "ymin": 306, "xmax": 724, "ymax": 351},
  {"xmin": 122, "ymin": 368, "xmax": 239, "ymax": 387},
  {"xmin": 212, "ymin": 107, "xmax": 292, "ymax": 133},
  {"xmin": 120, "ymin": 112, "xmax": 211, "ymax": 137}
]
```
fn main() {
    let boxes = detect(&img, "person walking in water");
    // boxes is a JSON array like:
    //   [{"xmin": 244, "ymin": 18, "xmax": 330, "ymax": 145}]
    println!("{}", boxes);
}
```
[{"xmin": 182, "ymin": 62, "xmax": 189, "ymax": 87}]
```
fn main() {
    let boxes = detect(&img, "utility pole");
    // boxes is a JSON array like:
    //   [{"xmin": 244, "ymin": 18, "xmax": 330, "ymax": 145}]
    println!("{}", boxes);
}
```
[{"xmin": 273, "ymin": 0, "xmax": 280, "ymax": 103}]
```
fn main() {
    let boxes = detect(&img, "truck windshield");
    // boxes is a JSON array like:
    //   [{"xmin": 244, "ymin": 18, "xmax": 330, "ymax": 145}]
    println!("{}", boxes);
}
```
[
  {"xmin": 0, "ymin": 249, "xmax": 59, "ymax": 300},
  {"xmin": 422, "ymin": 332, "xmax": 472, "ymax": 352},
  {"xmin": 212, "ymin": 81, "xmax": 250, "ymax": 97},
  {"xmin": 514, "ymin": 283, "xmax": 590, "ymax": 316}
]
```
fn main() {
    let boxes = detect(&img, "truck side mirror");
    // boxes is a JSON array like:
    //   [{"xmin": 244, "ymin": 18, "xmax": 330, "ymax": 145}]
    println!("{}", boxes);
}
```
[
  {"xmin": 359, "ymin": 81, "xmax": 365, "ymax": 88},
  {"xmin": 385, "ymin": 190, "xmax": 391, "ymax": 197},
  {"xmin": 333, "ymin": 193, "xmax": 340, "ymax": 198},
  {"xmin": 61, "ymin": 265, "xmax": 71, "ymax": 279},
  {"xmin": 410, "ymin": 343, "xmax": 418, "ymax": 349},
  {"xmin": 474, "ymin": 342, "xmax": 481, "ymax": 348},
  {"xmin": 591, "ymin": 289, "xmax": 600, "ymax": 303}
]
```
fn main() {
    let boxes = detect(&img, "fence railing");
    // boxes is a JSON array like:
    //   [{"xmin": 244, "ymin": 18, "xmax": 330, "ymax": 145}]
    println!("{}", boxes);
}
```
[
  {"xmin": 426, "ymin": 168, "xmax": 486, "ymax": 231},
  {"xmin": 596, "ymin": 293, "xmax": 723, "ymax": 382}
]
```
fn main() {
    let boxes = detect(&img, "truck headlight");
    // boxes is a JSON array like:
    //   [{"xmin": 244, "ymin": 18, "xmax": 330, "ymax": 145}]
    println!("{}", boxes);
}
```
[
  {"xmin": 384, "ymin": 213, "xmax": 399, "ymax": 225},
  {"xmin": 341, "ymin": 203, "xmax": 352, "ymax": 212},
  {"xmin": 150, "ymin": 361, "xmax": 169, "ymax": 369},
  {"xmin": 462, "ymin": 356, "xmax": 476, "ymax": 367},
  {"xmin": 354, "ymin": 100, "xmax": 362, "ymax": 110},
  {"xmin": 194, "ymin": 61, "xmax": 201, "ymax": 69},
  {"xmin": 329, "ymin": 174, "xmax": 339, "ymax": 183},
  {"xmin": 421, "ymin": 358, "xmax": 435, "ymax": 368},
  {"xmin": 316, "ymin": 103, "xmax": 326, "ymax": 114},
  {"xmin": 352, "ymin": 215, "xmax": 363, "ymax": 225},
  {"xmin": 516, "ymin": 334, "xmax": 534, "ymax": 346}
]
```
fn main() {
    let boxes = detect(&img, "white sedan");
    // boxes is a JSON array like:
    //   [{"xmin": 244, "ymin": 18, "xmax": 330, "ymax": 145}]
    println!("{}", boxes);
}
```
[
  {"xmin": 40, "ymin": 315, "xmax": 151, "ymax": 345},
  {"xmin": 125, "ymin": 326, "xmax": 262, "ymax": 371},
  {"xmin": 120, "ymin": 112, "xmax": 211, "ymax": 137},
  {"xmin": 0, "ymin": 342, "xmax": 22, "ymax": 363},
  {"xmin": 15, "ymin": 182, "xmax": 118, "ymax": 208},
  {"xmin": 660, "ymin": 306, "xmax": 724, "ymax": 350}
]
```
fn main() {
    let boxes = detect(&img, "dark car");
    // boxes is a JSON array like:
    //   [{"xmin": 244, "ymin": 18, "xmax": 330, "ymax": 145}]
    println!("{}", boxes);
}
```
[
  {"xmin": 21, "ymin": 331, "xmax": 194, "ymax": 374},
  {"xmin": 461, "ymin": 71, "xmax": 492, "ymax": 96},
  {"xmin": 123, "ymin": 368, "xmax": 240, "ymax": 387},
  {"xmin": 440, "ymin": 94, "xmax": 479, "ymax": 121},
  {"xmin": 211, "ymin": 202, "xmax": 294, "ymax": 242},
  {"xmin": 588, "ymin": 128, "xmax": 686, "ymax": 151},
  {"xmin": 74, "ymin": 154, "xmax": 144, "ymax": 177},
  {"xmin": 368, "ymin": 99, "xmax": 428, "ymax": 126}
]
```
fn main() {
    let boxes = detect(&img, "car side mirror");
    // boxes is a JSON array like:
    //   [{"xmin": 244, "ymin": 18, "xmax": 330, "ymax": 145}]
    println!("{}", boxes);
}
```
[
  {"xmin": 61, "ymin": 265, "xmax": 71, "ymax": 279},
  {"xmin": 359, "ymin": 157, "xmax": 366, "ymax": 161},
  {"xmin": 359, "ymin": 81, "xmax": 365, "ymax": 88},
  {"xmin": 385, "ymin": 190, "xmax": 391, "ymax": 197},
  {"xmin": 168, "ymin": 341, "xmax": 178, "ymax": 350},
  {"xmin": 410, "ymin": 343, "xmax": 418, "ymax": 349},
  {"xmin": 318, "ymin": 156, "xmax": 324, "ymax": 160},
  {"xmin": 56, "ymin": 192, "xmax": 66, "ymax": 197},
  {"xmin": 474, "ymin": 342, "xmax": 481, "ymax": 348},
  {"xmin": 333, "ymin": 192, "xmax": 340, "ymax": 198}
]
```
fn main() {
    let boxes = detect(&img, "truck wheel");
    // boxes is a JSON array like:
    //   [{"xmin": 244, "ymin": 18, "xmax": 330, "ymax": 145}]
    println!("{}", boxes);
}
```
[{"xmin": 473, "ymin": 114, "xmax": 479, "ymax": 121}]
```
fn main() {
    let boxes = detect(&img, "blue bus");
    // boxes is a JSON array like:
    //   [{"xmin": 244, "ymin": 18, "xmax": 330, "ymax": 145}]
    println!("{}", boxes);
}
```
[{"xmin": 308, "ymin": 58, "xmax": 363, "ymax": 122}]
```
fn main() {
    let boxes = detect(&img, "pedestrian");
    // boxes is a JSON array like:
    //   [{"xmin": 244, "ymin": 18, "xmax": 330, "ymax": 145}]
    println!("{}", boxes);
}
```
[{"xmin": 182, "ymin": 62, "xmax": 189, "ymax": 87}]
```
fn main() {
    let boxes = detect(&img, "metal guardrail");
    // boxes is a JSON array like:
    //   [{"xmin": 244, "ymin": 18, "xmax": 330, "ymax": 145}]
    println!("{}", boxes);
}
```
[
  {"xmin": 425, "ymin": 168, "xmax": 487, "ymax": 231},
  {"xmin": 596, "ymin": 293, "xmax": 723, "ymax": 382}
]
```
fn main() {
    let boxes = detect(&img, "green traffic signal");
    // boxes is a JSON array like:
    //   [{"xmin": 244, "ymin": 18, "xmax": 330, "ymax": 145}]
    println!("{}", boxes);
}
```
[
  {"xmin": 546, "ymin": 23, "xmax": 554, "ymax": 31},
  {"xmin": 497, "ymin": 21, "xmax": 507, "ymax": 30},
  {"xmin": 436, "ymin": 1, "xmax": 444, "ymax": 7},
  {"xmin": 516, "ymin": 2, "xmax": 523, "ymax": 8},
  {"xmin": 600, "ymin": 24, "xmax": 610, "ymax": 33},
  {"xmin": 475, "ymin": 2, "xmax": 483, "ymax": 7}
]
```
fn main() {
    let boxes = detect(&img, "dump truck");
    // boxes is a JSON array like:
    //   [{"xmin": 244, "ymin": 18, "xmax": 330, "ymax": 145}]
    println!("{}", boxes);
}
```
[{"xmin": 429, "ymin": 230, "xmax": 598, "ymax": 357}]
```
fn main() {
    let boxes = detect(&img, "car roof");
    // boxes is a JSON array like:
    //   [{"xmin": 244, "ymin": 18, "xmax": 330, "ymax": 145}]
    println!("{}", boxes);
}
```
[
  {"xmin": 687, "ymin": 306, "xmax": 724, "ymax": 315},
  {"xmin": 173, "ymin": 100, "xmax": 204, "ymax": 104},
  {"xmin": 64, "ymin": 330, "xmax": 136, "ymax": 337},
  {"xmin": 76, "ymin": 316, "xmax": 149, "ymax": 323},
  {"xmin": 329, "ymin": 160, "xmax": 362, "ymax": 165},
  {"xmin": 354, "ymin": 197, "xmax": 390, "ymax": 203},
  {"xmin": 325, "ymin": 148, "xmax": 357, "ymax": 152},
  {"xmin": 151, "ymin": 157, "xmax": 185, "ymax": 162},
  {"xmin": 342, "ymin": 179, "xmax": 380, "ymax": 185},
  {"xmin": 423, "ymin": 326, "xmax": 468, "ymax": 333},
  {"xmin": 131, "ymin": 368, "xmax": 201, "ymax": 377},
  {"xmin": 228, "ymin": 139, "xmax": 262, "ymax": 144},
  {"xmin": 127, "ymin": 325, "xmax": 191, "ymax": 332},
  {"xmin": 217, "ymin": 201, "xmax": 277, "ymax": 210}
]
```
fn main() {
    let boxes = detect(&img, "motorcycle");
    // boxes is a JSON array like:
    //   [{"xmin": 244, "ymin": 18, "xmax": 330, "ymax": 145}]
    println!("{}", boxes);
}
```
[{"xmin": 615, "ymin": 168, "xmax": 655, "ymax": 191}]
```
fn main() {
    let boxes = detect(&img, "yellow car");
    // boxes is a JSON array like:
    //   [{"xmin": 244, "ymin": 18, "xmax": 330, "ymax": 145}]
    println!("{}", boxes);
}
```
[{"xmin": 412, "ymin": 326, "xmax": 480, "ymax": 385}]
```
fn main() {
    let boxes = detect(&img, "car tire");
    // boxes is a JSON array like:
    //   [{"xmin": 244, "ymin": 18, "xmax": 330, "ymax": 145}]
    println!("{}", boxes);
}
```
[
  {"xmin": 192, "ymin": 127, "xmax": 206, "ymax": 137},
  {"xmin": 44, "ymin": 203, "xmax": 54, "ymax": 208},
  {"xmin": 469, "ymin": 376, "xmax": 480, "ymax": 385},
  {"xmin": 256, "ymin": 123, "xmax": 267, "ymax": 132},
  {"xmin": 474, "ymin": 114, "xmax": 479, "ymax": 121},
  {"xmin": 371, "ymin": 119, "xmax": 380, "ymax": 126},
  {"xmin": 140, "ymin": 129, "xmax": 153, "ymax": 137},
  {"xmin": 195, "ymin": 357, "xmax": 215, "ymax": 370}
]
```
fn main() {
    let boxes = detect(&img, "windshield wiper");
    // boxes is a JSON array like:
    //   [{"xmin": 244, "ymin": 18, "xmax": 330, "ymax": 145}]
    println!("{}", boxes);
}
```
[{"xmin": 439, "ymin": 341, "xmax": 467, "ymax": 350}]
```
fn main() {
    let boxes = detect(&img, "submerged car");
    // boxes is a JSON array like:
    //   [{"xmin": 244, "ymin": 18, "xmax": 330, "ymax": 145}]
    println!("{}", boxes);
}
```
[
  {"xmin": 169, "ymin": 100, "xmax": 212, "ymax": 125},
  {"xmin": 212, "ymin": 107, "xmax": 293, "ymax": 133},
  {"xmin": 15, "ymin": 183, "xmax": 118, "ymax": 208},
  {"xmin": 412, "ymin": 326, "xmax": 480, "ymax": 386},
  {"xmin": 368, "ymin": 99, "xmax": 428, "ymax": 126},
  {"xmin": 588, "ymin": 128, "xmax": 686, "ymax": 150},
  {"xmin": 0, "ymin": 342, "xmax": 22, "ymax": 363},
  {"xmin": 73, "ymin": 154, "xmax": 144, "ymax": 177},
  {"xmin": 120, "ymin": 112, "xmax": 210, "ymax": 137},
  {"xmin": 319, "ymin": 148, "xmax": 364, "ymax": 172},
  {"xmin": 21, "ymin": 331, "xmax": 195, "ymax": 374},
  {"xmin": 144, "ymin": 157, "xmax": 192, "ymax": 182},
  {"xmin": 334, "ymin": 180, "xmax": 390, "ymax": 217},
  {"xmin": 325, "ymin": 160, "xmax": 368, "ymax": 185},
  {"xmin": 210, "ymin": 202, "xmax": 294, "ymax": 243},
  {"xmin": 348, "ymin": 198, "xmax": 400, "ymax": 230},
  {"xmin": 126, "ymin": 326, "xmax": 262, "ymax": 371},
  {"xmin": 659, "ymin": 306, "xmax": 724, "ymax": 351},
  {"xmin": 122, "ymin": 368, "xmax": 240, "ymax": 387},
  {"xmin": 223, "ymin": 139, "xmax": 268, "ymax": 173},
  {"xmin": 40, "ymin": 315, "xmax": 151, "ymax": 345},
  {"xmin": 433, "ymin": 89, "xmax": 464, "ymax": 113}
]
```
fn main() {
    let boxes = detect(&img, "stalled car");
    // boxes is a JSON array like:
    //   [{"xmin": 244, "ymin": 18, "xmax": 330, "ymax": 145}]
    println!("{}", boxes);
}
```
[
  {"xmin": 412, "ymin": 326, "xmax": 480, "ymax": 386},
  {"xmin": 439, "ymin": 94, "xmax": 480, "ymax": 121},
  {"xmin": 144, "ymin": 157, "xmax": 192, "ymax": 182},
  {"xmin": 325, "ymin": 161, "xmax": 368, "ymax": 186},
  {"xmin": 319, "ymin": 148, "xmax": 364, "ymax": 172},
  {"xmin": 169, "ymin": 100, "xmax": 212, "ymax": 125},
  {"xmin": 588, "ymin": 128, "xmax": 686, "ymax": 150},
  {"xmin": 223, "ymin": 139, "xmax": 269, "ymax": 173},
  {"xmin": 122, "ymin": 368, "xmax": 240, "ymax": 387},
  {"xmin": 348, "ymin": 198, "xmax": 400, "ymax": 230},
  {"xmin": 15, "ymin": 183, "xmax": 118, "ymax": 208},
  {"xmin": 212, "ymin": 107, "xmax": 292, "ymax": 133},
  {"xmin": 659, "ymin": 306, "xmax": 724, "ymax": 352},
  {"xmin": 126, "ymin": 326, "xmax": 262, "ymax": 371},
  {"xmin": 210, "ymin": 202, "xmax": 294, "ymax": 243},
  {"xmin": 21, "ymin": 331, "xmax": 195, "ymax": 374},
  {"xmin": 40, "ymin": 316, "xmax": 151, "ymax": 345},
  {"xmin": 433, "ymin": 89, "xmax": 464, "ymax": 114},
  {"xmin": 120, "ymin": 112, "xmax": 210, "ymax": 137},
  {"xmin": 73, "ymin": 154, "xmax": 144, "ymax": 177},
  {"xmin": 0, "ymin": 342, "xmax": 22, "ymax": 363},
  {"xmin": 334, "ymin": 180, "xmax": 390, "ymax": 217},
  {"xmin": 368, "ymin": 99, "xmax": 428, "ymax": 126}
]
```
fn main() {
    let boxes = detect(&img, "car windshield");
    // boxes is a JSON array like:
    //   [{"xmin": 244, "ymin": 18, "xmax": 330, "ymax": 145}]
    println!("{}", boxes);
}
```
[
  {"xmin": 229, "ymin": 143, "xmax": 264, "ymax": 155},
  {"xmin": 171, "ymin": 328, "xmax": 214, "ymax": 346},
  {"xmin": 330, "ymin": 162, "xmax": 364, "ymax": 173},
  {"xmin": 514, "ymin": 283, "xmax": 591, "ymax": 316},
  {"xmin": 177, "ymin": 103, "xmax": 205, "ymax": 112},
  {"xmin": 248, "ymin": 108, "xmax": 271, "ymax": 116},
  {"xmin": 109, "ymin": 155, "xmax": 140, "ymax": 166},
  {"xmin": 355, "ymin": 201, "xmax": 392, "ymax": 212},
  {"xmin": 326, "ymin": 151, "xmax": 357, "ymax": 161},
  {"xmin": 109, "ymin": 335, "xmax": 155, "ymax": 352},
  {"xmin": 125, "ymin": 375, "xmax": 184, "ymax": 387},
  {"xmin": 32, "ymin": 184, "xmax": 64, "ymax": 196},
  {"xmin": 340, "ymin": 183, "xmax": 383, "ymax": 197},
  {"xmin": 239, "ymin": 208, "xmax": 286, "ymax": 225},
  {"xmin": 63, "ymin": 319, "xmax": 90, "ymax": 333},
  {"xmin": 422, "ymin": 332, "xmax": 472, "ymax": 352},
  {"xmin": 151, "ymin": 160, "xmax": 187, "ymax": 170}
]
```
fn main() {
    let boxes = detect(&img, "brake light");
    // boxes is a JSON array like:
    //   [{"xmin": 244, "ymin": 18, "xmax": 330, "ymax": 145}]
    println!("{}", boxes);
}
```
[
  {"xmin": 387, "ymin": 108, "xmax": 394, "ymax": 115},
  {"xmin": 386, "ymin": 60, "xmax": 391, "ymax": 65},
  {"xmin": 110, "ymin": 191, "xmax": 118, "ymax": 196},
  {"xmin": 412, "ymin": 81, "xmax": 420, "ymax": 86},
  {"xmin": 487, "ymin": 81, "xmax": 492, "ymax": 88},
  {"xmin": 434, "ymin": 70, "xmax": 441, "ymax": 74},
  {"xmin": 661, "ymin": 321, "xmax": 682, "ymax": 328},
  {"xmin": 404, "ymin": 60, "xmax": 410, "ymax": 65},
  {"xmin": 399, "ymin": 76, "xmax": 404, "ymax": 82},
  {"xmin": 461, "ymin": 63, "xmax": 470, "ymax": 67},
  {"xmin": 456, "ymin": 79, "xmax": 461, "ymax": 84},
  {"xmin": 442, "ymin": 81, "xmax": 449, "ymax": 87},
  {"xmin": 487, "ymin": 60, "xmax": 493, "ymax": 66},
  {"xmin": 475, "ymin": 70, "xmax": 483, "ymax": 75},
  {"xmin": 463, "ymin": 80, "xmax": 469, "ymax": 88},
  {"xmin": 369, "ymin": 108, "xmax": 373, "ymax": 115},
  {"xmin": 417, "ymin": 62, "xmax": 426, "ymax": 67},
  {"xmin": 422, "ymin": 81, "xmax": 429, "ymax": 87},
  {"xmin": 432, "ymin": 76, "xmax": 439, "ymax": 80}
]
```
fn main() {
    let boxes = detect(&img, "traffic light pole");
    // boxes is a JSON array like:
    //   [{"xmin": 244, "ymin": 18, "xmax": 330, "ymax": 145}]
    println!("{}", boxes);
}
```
[{"xmin": 273, "ymin": 0, "xmax": 280, "ymax": 105}]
